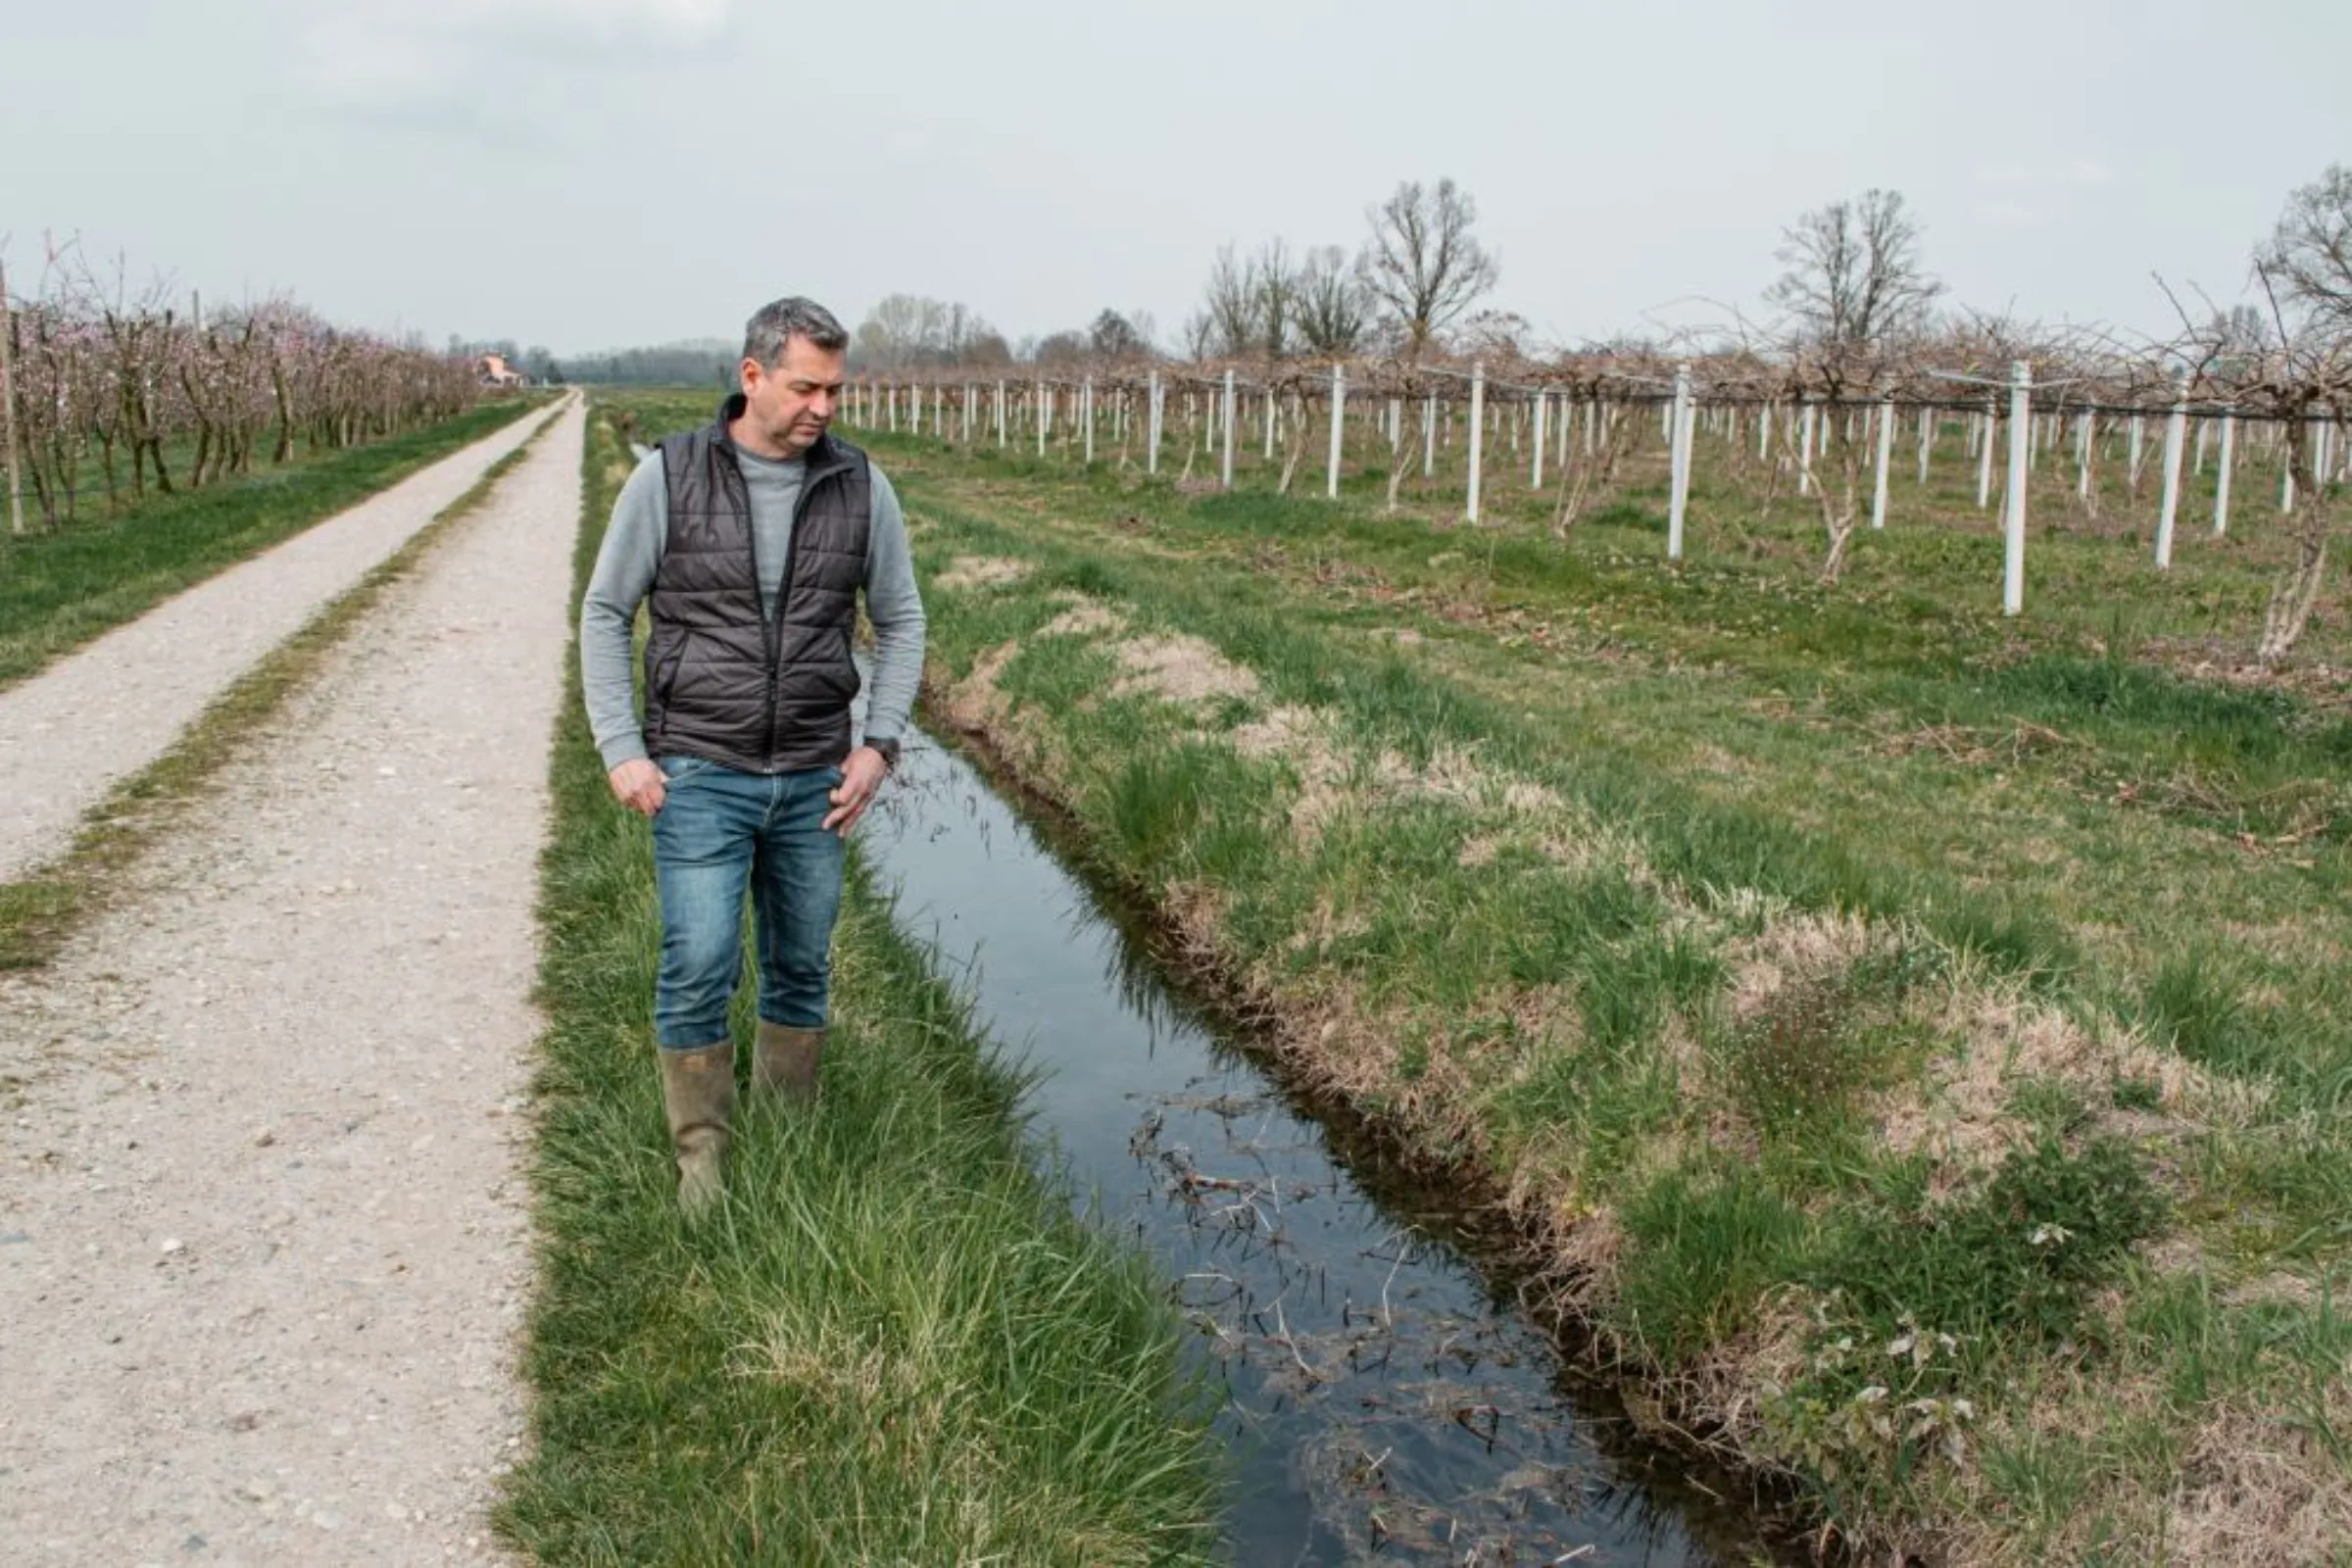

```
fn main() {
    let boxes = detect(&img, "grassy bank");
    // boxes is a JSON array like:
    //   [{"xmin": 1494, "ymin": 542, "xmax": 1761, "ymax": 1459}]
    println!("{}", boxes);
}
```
[
  {"xmin": 0, "ymin": 394, "xmax": 550, "ymax": 690},
  {"xmin": 590, "ymin": 387, "xmax": 2352, "ymax": 1563},
  {"xmin": 0, "ymin": 424, "xmax": 553, "ymax": 972},
  {"xmin": 497, "ymin": 398, "xmax": 1219, "ymax": 1565}
]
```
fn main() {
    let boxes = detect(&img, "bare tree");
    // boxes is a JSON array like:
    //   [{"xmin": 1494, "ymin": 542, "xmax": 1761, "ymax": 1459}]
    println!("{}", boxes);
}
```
[
  {"xmin": 1123, "ymin": 309, "xmax": 1161, "ymax": 357},
  {"xmin": 1767, "ymin": 189, "xmax": 1942, "ymax": 355},
  {"xmin": 1248, "ymin": 238, "xmax": 1298, "ymax": 360},
  {"xmin": 1360, "ymin": 177, "xmax": 1499, "ymax": 358},
  {"xmin": 1179, "ymin": 310, "xmax": 1215, "ymax": 362},
  {"xmin": 855, "ymin": 294, "xmax": 1002, "ymax": 369},
  {"xmin": 1028, "ymin": 330, "xmax": 1090, "ymax": 368},
  {"xmin": 1200, "ymin": 244, "xmax": 1257, "ymax": 358},
  {"xmin": 855, "ymin": 293, "xmax": 934, "ymax": 370},
  {"xmin": 1197, "ymin": 239, "xmax": 1305, "ymax": 358},
  {"xmin": 1088, "ymin": 309, "xmax": 1150, "ymax": 362},
  {"xmin": 2260, "ymin": 164, "xmax": 2352, "ymax": 334},
  {"xmin": 1764, "ymin": 189, "xmax": 1942, "ymax": 581},
  {"xmin": 1296, "ymin": 245, "xmax": 1371, "ymax": 356}
]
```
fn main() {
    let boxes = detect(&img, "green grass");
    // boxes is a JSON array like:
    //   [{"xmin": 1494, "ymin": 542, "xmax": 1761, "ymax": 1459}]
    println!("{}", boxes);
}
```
[
  {"xmin": 618, "ymin": 386, "xmax": 2352, "ymax": 1563},
  {"xmin": 497, "ymin": 397, "xmax": 1220, "ymax": 1566},
  {"xmin": 0, "ymin": 396, "xmax": 549, "ymax": 690},
  {"xmin": 0, "ymin": 433, "xmax": 548, "ymax": 971}
]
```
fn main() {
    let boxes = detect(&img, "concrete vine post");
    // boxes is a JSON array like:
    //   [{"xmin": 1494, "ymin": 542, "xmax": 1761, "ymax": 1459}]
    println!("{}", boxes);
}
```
[
  {"xmin": 2213, "ymin": 411, "xmax": 2234, "ymax": 534},
  {"xmin": 1465, "ymin": 364, "xmax": 1486, "ymax": 523},
  {"xmin": 1422, "ymin": 396, "xmax": 1437, "ymax": 477},
  {"xmin": 1531, "ymin": 390, "xmax": 1547, "ymax": 489},
  {"xmin": 1666, "ymin": 362, "xmax": 1693, "ymax": 560},
  {"xmin": 1871, "ymin": 391, "xmax": 1895, "ymax": 528},
  {"xmin": 2154, "ymin": 368, "xmax": 2189, "ymax": 568},
  {"xmin": 2002, "ymin": 362, "xmax": 2032, "ymax": 616},
  {"xmin": 1796, "ymin": 401, "xmax": 1815, "ymax": 496},
  {"xmin": 1220, "ymin": 368, "xmax": 1236, "ymax": 491},
  {"xmin": 1326, "ymin": 364, "xmax": 1346, "ymax": 499},
  {"xmin": 1977, "ymin": 397, "xmax": 1996, "ymax": 511},
  {"xmin": 1146, "ymin": 371, "xmax": 1161, "ymax": 475}
]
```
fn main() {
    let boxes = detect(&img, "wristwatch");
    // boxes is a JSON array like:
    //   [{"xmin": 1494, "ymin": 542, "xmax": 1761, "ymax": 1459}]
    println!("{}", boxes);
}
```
[{"xmin": 864, "ymin": 735, "xmax": 902, "ymax": 772}]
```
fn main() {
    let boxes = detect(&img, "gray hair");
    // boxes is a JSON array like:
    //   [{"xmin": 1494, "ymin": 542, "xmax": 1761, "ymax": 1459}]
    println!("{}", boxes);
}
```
[{"xmin": 742, "ymin": 297, "xmax": 849, "ymax": 366}]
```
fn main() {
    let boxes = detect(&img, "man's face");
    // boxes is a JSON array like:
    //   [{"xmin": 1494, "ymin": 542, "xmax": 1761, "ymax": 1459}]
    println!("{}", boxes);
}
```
[{"xmin": 739, "ymin": 338, "xmax": 846, "ymax": 459}]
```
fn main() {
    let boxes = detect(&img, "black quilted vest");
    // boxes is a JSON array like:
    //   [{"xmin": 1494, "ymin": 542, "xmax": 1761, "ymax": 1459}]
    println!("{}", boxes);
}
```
[{"xmin": 643, "ymin": 397, "xmax": 872, "ymax": 772}]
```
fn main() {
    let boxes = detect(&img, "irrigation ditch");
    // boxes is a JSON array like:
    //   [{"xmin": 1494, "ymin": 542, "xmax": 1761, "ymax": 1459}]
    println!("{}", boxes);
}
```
[{"xmin": 860, "ymin": 704, "xmax": 1806, "ymax": 1564}]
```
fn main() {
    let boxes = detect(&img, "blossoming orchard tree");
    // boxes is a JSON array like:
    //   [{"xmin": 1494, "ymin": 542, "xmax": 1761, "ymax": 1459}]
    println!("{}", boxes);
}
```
[{"xmin": 0, "ymin": 244, "xmax": 478, "ymax": 530}]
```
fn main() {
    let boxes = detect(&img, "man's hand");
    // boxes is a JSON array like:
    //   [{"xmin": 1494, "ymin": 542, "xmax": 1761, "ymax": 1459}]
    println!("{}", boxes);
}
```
[
  {"xmin": 608, "ymin": 758, "xmax": 669, "ymax": 817},
  {"xmin": 822, "ymin": 746, "xmax": 892, "ymax": 836}
]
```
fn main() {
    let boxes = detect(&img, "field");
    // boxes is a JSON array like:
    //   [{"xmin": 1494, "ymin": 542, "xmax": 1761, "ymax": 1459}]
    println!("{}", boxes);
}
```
[{"xmin": 593, "ymin": 380, "xmax": 2352, "ymax": 1561}]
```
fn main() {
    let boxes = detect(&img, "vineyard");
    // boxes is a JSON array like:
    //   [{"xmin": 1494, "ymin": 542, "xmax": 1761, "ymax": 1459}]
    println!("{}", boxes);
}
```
[
  {"xmin": 834, "ymin": 175, "xmax": 2351, "ymax": 674},
  {"xmin": 837, "ymin": 326, "xmax": 2352, "ymax": 673}
]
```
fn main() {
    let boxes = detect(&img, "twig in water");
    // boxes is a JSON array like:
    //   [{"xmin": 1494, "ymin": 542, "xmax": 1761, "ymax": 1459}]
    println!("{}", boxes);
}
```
[{"xmin": 1271, "ymin": 1298, "xmax": 1319, "ymax": 1382}]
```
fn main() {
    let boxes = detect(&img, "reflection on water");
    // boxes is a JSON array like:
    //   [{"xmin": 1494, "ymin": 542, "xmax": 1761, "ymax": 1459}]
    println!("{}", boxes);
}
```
[{"xmin": 860, "ymin": 726, "xmax": 1776, "ymax": 1565}]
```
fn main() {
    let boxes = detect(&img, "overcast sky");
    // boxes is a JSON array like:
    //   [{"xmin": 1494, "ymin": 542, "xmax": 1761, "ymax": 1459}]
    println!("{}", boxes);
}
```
[{"xmin": 4, "ymin": 0, "xmax": 2345, "ymax": 358}]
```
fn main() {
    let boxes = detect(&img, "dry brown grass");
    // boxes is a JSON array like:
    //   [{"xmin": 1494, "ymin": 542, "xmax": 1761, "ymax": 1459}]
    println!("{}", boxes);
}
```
[
  {"xmin": 1035, "ymin": 597, "xmax": 1128, "ymax": 639},
  {"xmin": 942, "ymin": 640, "xmax": 1021, "ymax": 731},
  {"xmin": 1110, "ymin": 634, "xmax": 1261, "ymax": 705},
  {"xmin": 1873, "ymin": 976, "xmax": 2260, "ymax": 1172},
  {"xmin": 2165, "ymin": 1396, "xmax": 2352, "ymax": 1565},
  {"xmin": 1724, "ymin": 909, "xmax": 1886, "ymax": 1027},
  {"xmin": 932, "ymin": 554, "xmax": 1032, "ymax": 590},
  {"xmin": 1920, "ymin": 1368, "xmax": 2352, "ymax": 1567}
]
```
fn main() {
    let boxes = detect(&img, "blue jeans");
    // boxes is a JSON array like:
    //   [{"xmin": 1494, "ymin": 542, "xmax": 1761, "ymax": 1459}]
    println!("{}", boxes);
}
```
[{"xmin": 651, "ymin": 755, "xmax": 846, "ymax": 1050}]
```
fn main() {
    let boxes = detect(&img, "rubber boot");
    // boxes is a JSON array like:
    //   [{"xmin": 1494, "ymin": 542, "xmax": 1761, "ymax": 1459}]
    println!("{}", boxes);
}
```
[
  {"xmin": 753, "ymin": 1020, "xmax": 825, "ymax": 1103},
  {"xmin": 658, "ymin": 1040, "xmax": 734, "ymax": 1216}
]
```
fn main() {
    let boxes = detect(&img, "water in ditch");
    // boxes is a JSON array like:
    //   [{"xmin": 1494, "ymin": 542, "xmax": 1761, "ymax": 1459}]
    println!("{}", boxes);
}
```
[{"xmin": 859, "ymin": 721, "xmax": 1789, "ymax": 1565}]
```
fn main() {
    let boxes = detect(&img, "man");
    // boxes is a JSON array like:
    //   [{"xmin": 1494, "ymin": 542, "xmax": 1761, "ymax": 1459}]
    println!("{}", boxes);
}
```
[{"xmin": 580, "ymin": 296, "xmax": 925, "ymax": 1214}]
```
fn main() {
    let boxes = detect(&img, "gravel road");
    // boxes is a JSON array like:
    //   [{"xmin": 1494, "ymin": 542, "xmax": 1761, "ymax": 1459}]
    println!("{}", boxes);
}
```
[
  {"xmin": 0, "ymin": 400, "xmax": 561, "ymax": 886},
  {"xmin": 0, "ymin": 397, "xmax": 585, "ymax": 1564}
]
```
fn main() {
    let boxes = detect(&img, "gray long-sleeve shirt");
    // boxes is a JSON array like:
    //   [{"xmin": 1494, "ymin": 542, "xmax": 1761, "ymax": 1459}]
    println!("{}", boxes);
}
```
[{"xmin": 580, "ymin": 441, "xmax": 926, "ymax": 771}]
